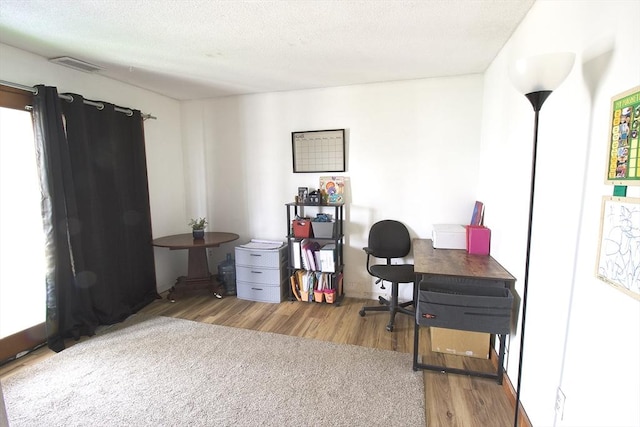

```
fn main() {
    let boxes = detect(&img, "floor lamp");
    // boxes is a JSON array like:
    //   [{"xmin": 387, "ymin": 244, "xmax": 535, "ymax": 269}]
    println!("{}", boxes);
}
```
[{"xmin": 509, "ymin": 52, "xmax": 575, "ymax": 427}]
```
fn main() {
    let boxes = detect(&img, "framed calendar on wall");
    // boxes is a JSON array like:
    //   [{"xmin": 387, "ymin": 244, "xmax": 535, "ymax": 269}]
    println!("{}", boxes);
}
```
[{"xmin": 292, "ymin": 129, "xmax": 346, "ymax": 173}]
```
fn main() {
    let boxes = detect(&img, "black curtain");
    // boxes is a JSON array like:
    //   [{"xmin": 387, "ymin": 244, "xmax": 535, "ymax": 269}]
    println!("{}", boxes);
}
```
[{"xmin": 32, "ymin": 86, "xmax": 157, "ymax": 352}]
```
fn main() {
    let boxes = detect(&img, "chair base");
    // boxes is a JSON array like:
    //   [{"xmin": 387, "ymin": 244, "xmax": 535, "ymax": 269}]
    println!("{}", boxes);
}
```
[{"xmin": 359, "ymin": 281, "xmax": 414, "ymax": 332}]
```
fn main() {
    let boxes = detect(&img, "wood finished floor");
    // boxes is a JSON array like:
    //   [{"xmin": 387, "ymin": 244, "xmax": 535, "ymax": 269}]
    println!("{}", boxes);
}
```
[{"xmin": 1, "ymin": 293, "xmax": 517, "ymax": 426}]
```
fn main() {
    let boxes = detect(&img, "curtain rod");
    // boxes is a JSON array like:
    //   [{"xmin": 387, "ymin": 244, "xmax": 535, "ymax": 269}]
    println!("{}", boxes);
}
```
[{"xmin": 0, "ymin": 79, "xmax": 157, "ymax": 120}]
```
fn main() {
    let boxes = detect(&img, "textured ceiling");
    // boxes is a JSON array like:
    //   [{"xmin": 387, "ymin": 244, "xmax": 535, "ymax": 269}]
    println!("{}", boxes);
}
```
[{"xmin": 0, "ymin": 0, "xmax": 534, "ymax": 100}]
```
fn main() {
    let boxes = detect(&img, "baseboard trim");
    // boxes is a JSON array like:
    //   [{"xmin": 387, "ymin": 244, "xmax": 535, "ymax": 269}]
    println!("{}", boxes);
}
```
[{"xmin": 490, "ymin": 347, "xmax": 532, "ymax": 427}]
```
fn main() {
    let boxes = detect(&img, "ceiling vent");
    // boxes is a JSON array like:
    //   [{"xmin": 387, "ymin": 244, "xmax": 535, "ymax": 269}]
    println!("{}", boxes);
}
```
[{"xmin": 49, "ymin": 56, "xmax": 103, "ymax": 73}]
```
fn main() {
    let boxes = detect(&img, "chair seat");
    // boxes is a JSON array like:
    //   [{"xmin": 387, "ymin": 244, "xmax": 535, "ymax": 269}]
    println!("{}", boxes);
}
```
[{"xmin": 369, "ymin": 264, "xmax": 414, "ymax": 284}]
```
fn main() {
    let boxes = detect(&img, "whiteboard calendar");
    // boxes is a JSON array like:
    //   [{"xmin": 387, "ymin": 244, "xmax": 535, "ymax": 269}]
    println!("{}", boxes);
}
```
[{"xmin": 292, "ymin": 129, "xmax": 345, "ymax": 173}]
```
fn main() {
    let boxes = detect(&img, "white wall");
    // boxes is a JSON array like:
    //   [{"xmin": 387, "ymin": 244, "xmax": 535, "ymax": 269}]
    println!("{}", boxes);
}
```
[
  {"xmin": 181, "ymin": 75, "xmax": 485, "ymax": 300},
  {"xmin": 480, "ymin": 1, "xmax": 640, "ymax": 426},
  {"xmin": 0, "ymin": 44, "xmax": 187, "ymax": 291}
]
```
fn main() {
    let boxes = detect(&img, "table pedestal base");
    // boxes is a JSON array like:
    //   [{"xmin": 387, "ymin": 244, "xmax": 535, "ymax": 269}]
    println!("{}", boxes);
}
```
[
  {"xmin": 167, "ymin": 246, "xmax": 226, "ymax": 302},
  {"xmin": 167, "ymin": 275, "xmax": 225, "ymax": 302}
]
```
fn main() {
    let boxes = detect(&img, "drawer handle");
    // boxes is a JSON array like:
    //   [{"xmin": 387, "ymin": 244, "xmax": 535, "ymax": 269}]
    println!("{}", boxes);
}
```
[
  {"xmin": 251, "ymin": 270, "xmax": 263, "ymax": 274},
  {"xmin": 251, "ymin": 287, "xmax": 263, "ymax": 291},
  {"xmin": 250, "ymin": 254, "xmax": 262, "ymax": 257}
]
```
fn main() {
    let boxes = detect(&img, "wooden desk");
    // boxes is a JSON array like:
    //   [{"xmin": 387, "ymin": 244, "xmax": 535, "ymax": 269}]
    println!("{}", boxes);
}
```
[
  {"xmin": 152, "ymin": 232, "xmax": 239, "ymax": 301},
  {"xmin": 412, "ymin": 238, "xmax": 516, "ymax": 384},
  {"xmin": 414, "ymin": 238, "xmax": 516, "ymax": 281}
]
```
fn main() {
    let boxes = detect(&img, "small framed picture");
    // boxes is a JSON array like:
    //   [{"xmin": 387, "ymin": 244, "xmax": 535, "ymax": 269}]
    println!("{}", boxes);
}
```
[
  {"xmin": 297, "ymin": 187, "xmax": 308, "ymax": 203},
  {"xmin": 319, "ymin": 176, "xmax": 345, "ymax": 205}
]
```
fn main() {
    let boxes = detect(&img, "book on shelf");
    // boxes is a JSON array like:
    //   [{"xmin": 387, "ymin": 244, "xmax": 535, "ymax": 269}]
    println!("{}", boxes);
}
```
[
  {"xmin": 297, "ymin": 240, "xmax": 337, "ymax": 273},
  {"xmin": 301, "ymin": 239, "xmax": 321, "ymax": 271},
  {"xmin": 296, "ymin": 269, "xmax": 313, "ymax": 302},
  {"xmin": 319, "ymin": 243, "xmax": 336, "ymax": 273},
  {"xmin": 299, "ymin": 239, "xmax": 310, "ymax": 269},
  {"xmin": 290, "ymin": 275, "xmax": 301, "ymax": 301},
  {"xmin": 291, "ymin": 270, "xmax": 339, "ymax": 303},
  {"xmin": 470, "ymin": 201, "xmax": 484, "ymax": 226},
  {"xmin": 313, "ymin": 251, "xmax": 322, "ymax": 273},
  {"xmin": 291, "ymin": 240, "xmax": 302, "ymax": 269},
  {"xmin": 306, "ymin": 246, "xmax": 316, "ymax": 271}
]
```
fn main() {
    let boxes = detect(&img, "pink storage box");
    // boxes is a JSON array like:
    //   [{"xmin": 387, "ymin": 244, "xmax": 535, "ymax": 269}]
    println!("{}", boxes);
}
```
[{"xmin": 466, "ymin": 226, "xmax": 491, "ymax": 255}]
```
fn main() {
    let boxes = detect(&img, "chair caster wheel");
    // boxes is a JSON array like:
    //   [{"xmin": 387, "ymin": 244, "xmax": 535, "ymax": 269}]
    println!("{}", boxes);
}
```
[
  {"xmin": 359, "ymin": 309, "xmax": 366, "ymax": 317},
  {"xmin": 386, "ymin": 324, "xmax": 394, "ymax": 332}
]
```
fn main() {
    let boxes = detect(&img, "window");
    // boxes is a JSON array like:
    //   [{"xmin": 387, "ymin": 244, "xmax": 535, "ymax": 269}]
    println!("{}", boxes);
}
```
[{"xmin": 0, "ymin": 85, "xmax": 46, "ymax": 360}]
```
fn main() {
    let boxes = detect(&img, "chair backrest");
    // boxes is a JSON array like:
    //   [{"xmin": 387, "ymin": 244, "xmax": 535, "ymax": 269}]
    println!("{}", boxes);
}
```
[{"xmin": 368, "ymin": 220, "xmax": 411, "ymax": 259}]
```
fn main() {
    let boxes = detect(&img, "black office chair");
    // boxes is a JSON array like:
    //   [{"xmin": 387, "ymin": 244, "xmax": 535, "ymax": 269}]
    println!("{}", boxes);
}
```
[{"xmin": 359, "ymin": 220, "xmax": 415, "ymax": 332}]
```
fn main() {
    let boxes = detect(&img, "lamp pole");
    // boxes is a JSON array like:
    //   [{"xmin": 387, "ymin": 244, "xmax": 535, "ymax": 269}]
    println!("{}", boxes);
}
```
[
  {"xmin": 514, "ymin": 89, "xmax": 552, "ymax": 427},
  {"xmin": 509, "ymin": 51, "xmax": 574, "ymax": 427}
]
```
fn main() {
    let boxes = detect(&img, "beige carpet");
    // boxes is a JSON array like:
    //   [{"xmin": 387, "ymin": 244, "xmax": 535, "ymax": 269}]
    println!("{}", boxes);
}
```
[{"xmin": 2, "ymin": 316, "xmax": 425, "ymax": 426}]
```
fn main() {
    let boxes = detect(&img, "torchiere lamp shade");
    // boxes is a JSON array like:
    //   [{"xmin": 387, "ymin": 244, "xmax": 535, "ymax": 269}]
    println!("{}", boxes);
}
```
[{"xmin": 509, "ymin": 52, "xmax": 576, "ymax": 95}]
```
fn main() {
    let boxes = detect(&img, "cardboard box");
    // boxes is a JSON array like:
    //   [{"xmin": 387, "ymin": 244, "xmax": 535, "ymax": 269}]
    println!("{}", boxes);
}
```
[
  {"xmin": 430, "ymin": 327, "xmax": 489, "ymax": 359},
  {"xmin": 432, "ymin": 224, "xmax": 467, "ymax": 249},
  {"xmin": 466, "ymin": 225, "xmax": 491, "ymax": 255}
]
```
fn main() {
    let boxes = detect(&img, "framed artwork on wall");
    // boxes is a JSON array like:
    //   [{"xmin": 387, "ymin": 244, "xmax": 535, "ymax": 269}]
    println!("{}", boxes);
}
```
[
  {"xmin": 596, "ymin": 196, "xmax": 640, "ymax": 300},
  {"xmin": 604, "ymin": 86, "xmax": 640, "ymax": 185},
  {"xmin": 319, "ymin": 176, "xmax": 345, "ymax": 205},
  {"xmin": 292, "ymin": 129, "xmax": 345, "ymax": 173}
]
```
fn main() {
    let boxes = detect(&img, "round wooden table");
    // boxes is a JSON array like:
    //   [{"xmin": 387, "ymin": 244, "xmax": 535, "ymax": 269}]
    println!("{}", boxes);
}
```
[{"xmin": 152, "ymin": 232, "xmax": 239, "ymax": 301}]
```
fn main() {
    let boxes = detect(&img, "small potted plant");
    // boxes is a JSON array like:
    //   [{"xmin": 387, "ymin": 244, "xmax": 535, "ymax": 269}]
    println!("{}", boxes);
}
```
[{"xmin": 189, "ymin": 217, "xmax": 207, "ymax": 239}]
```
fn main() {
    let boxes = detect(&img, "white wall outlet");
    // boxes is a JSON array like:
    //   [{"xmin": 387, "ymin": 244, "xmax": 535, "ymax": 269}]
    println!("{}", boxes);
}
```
[{"xmin": 555, "ymin": 387, "xmax": 566, "ymax": 419}]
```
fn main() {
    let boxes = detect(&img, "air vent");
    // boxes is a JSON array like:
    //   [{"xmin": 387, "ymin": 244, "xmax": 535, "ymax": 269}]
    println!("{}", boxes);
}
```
[{"xmin": 49, "ymin": 56, "xmax": 103, "ymax": 73}]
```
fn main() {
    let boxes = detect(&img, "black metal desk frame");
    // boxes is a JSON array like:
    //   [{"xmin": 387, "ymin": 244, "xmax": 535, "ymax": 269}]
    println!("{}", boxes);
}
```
[
  {"xmin": 412, "ymin": 284, "xmax": 509, "ymax": 384},
  {"xmin": 411, "ymin": 239, "xmax": 517, "ymax": 385}
]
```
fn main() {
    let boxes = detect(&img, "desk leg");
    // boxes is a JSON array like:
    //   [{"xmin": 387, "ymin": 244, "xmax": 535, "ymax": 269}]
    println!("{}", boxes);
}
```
[
  {"xmin": 413, "ymin": 320, "xmax": 420, "ymax": 370},
  {"xmin": 413, "ymin": 274, "xmax": 421, "ymax": 370},
  {"xmin": 497, "ymin": 334, "xmax": 506, "ymax": 385}
]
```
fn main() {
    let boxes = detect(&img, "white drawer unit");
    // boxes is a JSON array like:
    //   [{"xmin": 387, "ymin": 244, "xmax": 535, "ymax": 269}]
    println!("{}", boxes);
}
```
[
  {"xmin": 235, "ymin": 243, "xmax": 288, "ymax": 303},
  {"xmin": 236, "ymin": 266, "xmax": 283, "ymax": 285}
]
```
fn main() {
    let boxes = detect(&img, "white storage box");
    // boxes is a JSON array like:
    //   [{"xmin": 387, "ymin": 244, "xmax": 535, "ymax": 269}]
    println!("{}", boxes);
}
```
[
  {"xmin": 432, "ymin": 224, "xmax": 467, "ymax": 250},
  {"xmin": 311, "ymin": 221, "xmax": 335, "ymax": 238}
]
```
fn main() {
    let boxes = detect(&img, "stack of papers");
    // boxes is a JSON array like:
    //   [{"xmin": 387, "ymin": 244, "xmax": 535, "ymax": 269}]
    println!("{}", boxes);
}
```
[{"xmin": 238, "ymin": 239, "xmax": 285, "ymax": 250}]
